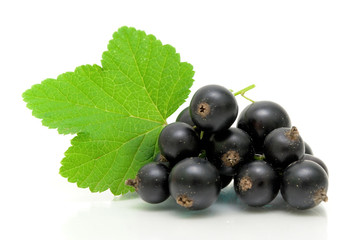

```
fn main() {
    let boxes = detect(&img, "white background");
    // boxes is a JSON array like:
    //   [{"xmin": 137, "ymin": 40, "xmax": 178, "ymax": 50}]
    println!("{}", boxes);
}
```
[{"xmin": 1, "ymin": 0, "xmax": 359, "ymax": 239}]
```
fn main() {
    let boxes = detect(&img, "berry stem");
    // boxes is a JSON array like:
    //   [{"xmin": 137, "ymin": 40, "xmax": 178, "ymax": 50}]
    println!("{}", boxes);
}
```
[
  {"xmin": 200, "ymin": 130, "xmax": 204, "ymax": 140},
  {"xmin": 254, "ymin": 154, "xmax": 265, "ymax": 161},
  {"xmin": 233, "ymin": 84, "xmax": 256, "ymax": 103},
  {"xmin": 198, "ymin": 150, "xmax": 207, "ymax": 158}
]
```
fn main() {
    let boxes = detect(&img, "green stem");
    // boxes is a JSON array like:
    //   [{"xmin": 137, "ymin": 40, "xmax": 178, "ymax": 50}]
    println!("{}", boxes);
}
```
[
  {"xmin": 233, "ymin": 84, "xmax": 256, "ymax": 103},
  {"xmin": 199, "ymin": 131, "xmax": 204, "ymax": 140},
  {"xmin": 254, "ymin": 154, "xmax": 265, "ymax": 161},
  {"xmin": 198, "ymin": 150, "xmax": 207, "ymax": 158}
]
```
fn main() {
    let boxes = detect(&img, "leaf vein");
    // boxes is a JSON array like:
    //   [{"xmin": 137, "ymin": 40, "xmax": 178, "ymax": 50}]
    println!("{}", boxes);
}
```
[
  {"xmin": 125, "ymin": 34, "xmax": 166, "ymax": 122},
  {"xmin": 62, "ymin": 125, "xmax": 162, "ymax": 176}
]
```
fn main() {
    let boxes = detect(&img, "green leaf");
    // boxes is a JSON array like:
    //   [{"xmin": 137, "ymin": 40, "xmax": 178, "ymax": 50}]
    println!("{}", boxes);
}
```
[{"xmin": 23, "ymin": 27, "xmax": 194, "ymax": 195}]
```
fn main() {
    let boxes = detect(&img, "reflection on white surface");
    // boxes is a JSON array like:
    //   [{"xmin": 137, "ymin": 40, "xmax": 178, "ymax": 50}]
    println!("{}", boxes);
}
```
[{"xmin": 62, "ymin": 184, "xmax": 327, "ymax": 240}]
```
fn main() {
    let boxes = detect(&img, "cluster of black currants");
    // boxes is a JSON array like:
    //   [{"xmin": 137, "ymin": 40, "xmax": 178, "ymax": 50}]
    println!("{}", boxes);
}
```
[{"xmin": 126, "ymin": 85, "xmax": 329, "ymax": 211}]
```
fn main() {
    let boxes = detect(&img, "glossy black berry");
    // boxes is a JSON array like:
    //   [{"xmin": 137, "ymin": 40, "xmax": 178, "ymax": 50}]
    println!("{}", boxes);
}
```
[
  {"xmin": 301, "ymin": 154, "xmax": 328, "ymax": 175},
  {"xmin": 263, "ymin": 126, "xmax": 305, "ymax": 170},
  {"xmin": 158, "ymin": 122, "xmax": 200, "ymax": 166},
  {"xmin": 169, "ymin": 157, "xmax": 221, "ymax": 210},
  {"xmin": 190, "ymin": 85, "xmax": 238, "ymax": 133},
  {"xmin": 304, "ymin": 142, "xmax": 313, "ymax": 155},
  {"xmin": 176, "ymin": 106, "xmax": 213, "ymax": 149},
  {"xmin": 125, "ymin": 162, "xmax": 170, "ymax": 204},
  {"xmin": 237, "ymin": 101, "xmax": 291, "ymax": 153},
  {"xmin": 208, "ymin": 128, "xmax": 254, "ymax": 176},
  {"xmin": 176, "ymin": 107, "xmax": 195, "ymax": 127},
  {"xmin": 281, "ymin": 160, "xmax": 328, "ymax": 210},
  {"xmin": 234, "ymin": 161, "xmax": 280, "ymax": 207}
]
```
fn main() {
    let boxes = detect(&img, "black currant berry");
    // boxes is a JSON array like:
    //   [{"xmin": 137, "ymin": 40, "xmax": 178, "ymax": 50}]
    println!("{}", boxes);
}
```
[
  {"xmin": 208, "ymin": 128, "xmax": 254, "ymax": 176},
  {"xmin": 169, "ymin": 157, "xmax": 221, "ymax": 210},
  {"xmin": 158, "ymin": 122, "xmax": 200, "ymax": 166},
  {"xmin": 281, "ymin": 160, "xmax": 328, "ymax": 210},
  {"xmin": 175, "ymin": 107, "xmax": 213, "ymax": 150},
  {"xmin": 301, "ymin": 154, "xmax": 328, "ymax": 175},
  {"xmin": 176, "ymin": 107, "xmax": 196, "ymax": 127},
  {"xmin": 263, "ymin": 126, "xmax": 305, "ymax": 170},
  {"xmin": 237, "ymin": 101, "xmax": 291, "ymax": 153},
  {"xmin": 125, "ymin": 162, "xmax": 170, "ymax": 204},
  {"xmin": 234, "ymin": 161, "xmax": 280, "ymax": 207},
  {"xmin": 304, "ymin": 142, "xmax": 313, "ymax": 155},
  {"xmin": 190, "ymin": 85, "xmax": 238, "ymax": 133}
]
